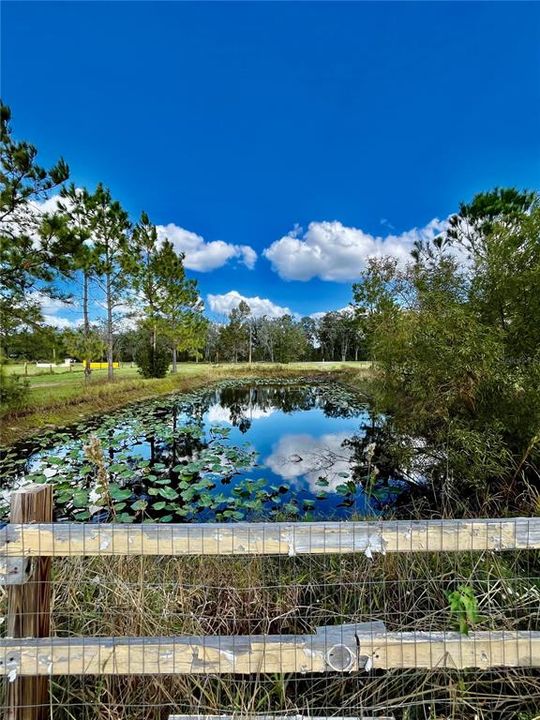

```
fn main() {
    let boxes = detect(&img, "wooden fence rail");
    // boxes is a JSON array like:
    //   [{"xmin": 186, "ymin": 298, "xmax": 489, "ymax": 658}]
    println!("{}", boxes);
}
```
[
  {"xmin": 1, "ymin": 517, "xmax": 539, "ymax": 563},
  {"xmin": 1, "ymin": 627, "xmax": 539, "ymax": 676},
  {"xmin": 2, "ymin": 485, "xmax": 540, "ymax": 719}
]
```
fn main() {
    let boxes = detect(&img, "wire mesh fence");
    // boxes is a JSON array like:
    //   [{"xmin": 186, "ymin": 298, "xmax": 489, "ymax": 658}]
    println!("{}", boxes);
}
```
[{"xmin": 1, "ymin": 485, "xmax": 539, "ymax": 719}]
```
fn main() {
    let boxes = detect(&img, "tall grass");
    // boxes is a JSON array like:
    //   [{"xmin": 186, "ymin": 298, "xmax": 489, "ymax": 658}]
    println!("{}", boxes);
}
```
[{"xmin": 1, "ymin": 540, "xmax": 537, "ymax": 719}]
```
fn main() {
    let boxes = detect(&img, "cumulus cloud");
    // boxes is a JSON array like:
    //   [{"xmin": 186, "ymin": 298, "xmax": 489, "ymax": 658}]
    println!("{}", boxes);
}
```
[
  {"xmin": 42, "ymin": 315, "xmax": 75, "ymax": 329},
  {"xmin": 263, "ymin": 218, "xmax": 448, "ymax": 282},
  {"xmin": 207, "ymin": 290, "xmax": 293, "ymax": 318},
  {"xmin": 206, "ymin": 404, "xmax": 275, "ymax": 424},
  {"xmin": 309, "ymin": 306, "xmax": 352, "ymax": 321},
  {"xmin": 27, "ymin": 291, "xmax": 77, "ymax": 329},
  {"xmin": 265, "ymin": 432, "xmax": 353, "ymax": 493},
  {"xmin": 157, "ymin": 224, "xmax": 257, "ymax": 272}
]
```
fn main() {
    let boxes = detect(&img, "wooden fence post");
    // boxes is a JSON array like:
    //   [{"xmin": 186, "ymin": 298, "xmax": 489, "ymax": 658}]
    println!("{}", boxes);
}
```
[{"xmin": 6, "ymin": 485, "xmax": 53, "ymax": 720}]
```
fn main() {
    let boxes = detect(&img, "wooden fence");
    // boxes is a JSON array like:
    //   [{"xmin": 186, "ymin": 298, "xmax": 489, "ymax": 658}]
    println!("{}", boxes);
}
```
[{"xmin": 1, "ymin": 485, "xmax": 540, "ymax": 719}]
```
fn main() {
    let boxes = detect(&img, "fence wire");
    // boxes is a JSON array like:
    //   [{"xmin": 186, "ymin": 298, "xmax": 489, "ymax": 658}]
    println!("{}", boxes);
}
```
[{"xmin": 1, "ymin": 513, "xmax": 539, "ymax": 720}]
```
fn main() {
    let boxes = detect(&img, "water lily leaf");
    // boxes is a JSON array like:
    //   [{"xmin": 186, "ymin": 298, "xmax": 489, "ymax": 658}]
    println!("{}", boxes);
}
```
[
  {"xmin": 131, "ymin": 500, "xmax": 148, "ymax": 512},
  {"xmin": 158, "ymin": 487, "xmax": 179, "ymax": 500},
  {"xmin": 117, "ymin": 513, "xmax": 135, "ymax": 523},
  {"xmin": 72, "ymin": 490, "xmax": 89, "ymax": 508},
  {"xmin": 283, "ymin": 502, "xmax": 299, "ymax": 514},
  {"xmin": 109, "ymin": 486, "xmax": 132, "ymax": 501}
]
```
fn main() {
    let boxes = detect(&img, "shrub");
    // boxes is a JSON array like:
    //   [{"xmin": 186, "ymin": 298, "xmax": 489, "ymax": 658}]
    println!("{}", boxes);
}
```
[
  {"xmin": 0, "ymin": 365, "xmax": 29, "ymax": 411},
  {"xmin": 134, "ymin": 341, "xmax": 170, "ymax": 379}
]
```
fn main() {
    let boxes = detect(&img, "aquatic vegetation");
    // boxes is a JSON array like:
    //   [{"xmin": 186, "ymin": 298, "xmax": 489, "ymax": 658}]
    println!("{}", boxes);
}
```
[{"xmin": 0, "ymin": 378, "xmax": 405, "ymax": 522}]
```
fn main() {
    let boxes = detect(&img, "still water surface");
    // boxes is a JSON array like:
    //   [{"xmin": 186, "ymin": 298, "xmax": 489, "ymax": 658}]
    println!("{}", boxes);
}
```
[{"xmin": 1, "ymin": 380, "xmax": 402, "ymax": 522}]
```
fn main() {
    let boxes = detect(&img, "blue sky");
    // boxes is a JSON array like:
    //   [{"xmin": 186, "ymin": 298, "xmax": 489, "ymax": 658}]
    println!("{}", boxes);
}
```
[{"xmin": 2, "ymin": 1, "xmax": 539, "ymax": 327}]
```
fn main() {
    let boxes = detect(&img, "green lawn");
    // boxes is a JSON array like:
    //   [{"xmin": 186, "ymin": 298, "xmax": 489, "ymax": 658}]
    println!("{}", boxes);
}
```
[{"xmin": 1, "ymin": 361, "xmax": 373, "ymax": 445}]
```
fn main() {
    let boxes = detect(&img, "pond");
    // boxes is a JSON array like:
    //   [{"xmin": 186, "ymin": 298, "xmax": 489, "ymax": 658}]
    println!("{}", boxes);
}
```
[{"xmin": 0, "ymin": 378, "xmax": 405, "ymax": 523}]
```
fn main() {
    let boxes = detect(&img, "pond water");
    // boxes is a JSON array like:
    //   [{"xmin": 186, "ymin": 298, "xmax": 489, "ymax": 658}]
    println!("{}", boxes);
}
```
[{"xmin": 0, "ymin": 379, "xmax": 405, "ymax": 522}]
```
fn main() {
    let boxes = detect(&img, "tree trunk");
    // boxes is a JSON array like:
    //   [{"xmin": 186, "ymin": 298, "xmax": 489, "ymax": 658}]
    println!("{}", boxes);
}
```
[
  {"xmin": 106, "ymin": 271, "xmax": 114, "ymax": 381},
  {"xmin": 83, "ymin": 270, "xmax": 91, "ymax": 377},
  {"xmin": 152, "ymin": 322, "xmax": 157, "ymax": 352},
  {"xmin": 248, "ymin": 325, "xmax": 252, "ymax": 365},
  {"xmin": 172, "ymin": 346, "xmax": 177, "ymax": 373}
]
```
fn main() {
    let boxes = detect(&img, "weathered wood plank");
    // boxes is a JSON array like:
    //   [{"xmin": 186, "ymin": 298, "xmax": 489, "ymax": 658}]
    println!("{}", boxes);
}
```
[
  {"xmin": 5, "ymin": 485, "xmax": 53, "ymax": 720},
  {"xmin": 0, "ymin": 626, "xmax": 538, "ymax": 676},
  {"xmin": 0, "ymin": 556, "xmax": 32, "ymax": 586},
  {"xmin": 1, "ymin": 517, "xmax": 539, "ymax": 558}
]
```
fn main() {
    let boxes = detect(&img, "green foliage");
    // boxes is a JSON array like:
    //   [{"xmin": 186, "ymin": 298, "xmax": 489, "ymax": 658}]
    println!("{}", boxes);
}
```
[
  {"xmin": 0, "ymin": 101, "xmax": 78, "ymax": 340},
  {"xmin": 447, "ymin": 584, "xmax": 480, "ymax": 635},
  {"xmin": 62, "ymin": 326, "xmax": 105, "ymax": 363},
  {"xmin": 0, "ymin": 363, "xmax": 29, "ymax": 409},
  {"xmin": 353, "ymin": 188, "xmax": 540, "ymax": 507},
  {"xmin": 126, "ymin": 217, "xmax": 204, "ymax": 367},
  {"xmin": 134, "ymin": 339, "xmax": 170, "ymax": 378}
]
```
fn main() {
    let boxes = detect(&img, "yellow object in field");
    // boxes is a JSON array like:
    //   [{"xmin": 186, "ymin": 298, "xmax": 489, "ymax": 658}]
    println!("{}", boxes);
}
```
[{"xmin": 89, "ymin": 362, "xmax": 120, "ymax": 369}]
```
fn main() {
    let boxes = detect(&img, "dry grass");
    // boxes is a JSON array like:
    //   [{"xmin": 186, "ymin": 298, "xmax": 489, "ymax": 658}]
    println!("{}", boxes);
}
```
[{"xmin": 1, "ymin": 544, "xmax": 538, "ymax": 719}]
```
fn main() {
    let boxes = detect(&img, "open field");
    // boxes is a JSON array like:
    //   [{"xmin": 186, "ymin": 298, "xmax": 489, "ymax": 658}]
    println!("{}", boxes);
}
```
[{"xmin": 1, "ymin": 362, "xmax": 373, "ymax": 446}]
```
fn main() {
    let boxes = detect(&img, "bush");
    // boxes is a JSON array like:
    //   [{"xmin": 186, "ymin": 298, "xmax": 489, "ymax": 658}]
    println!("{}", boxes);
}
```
[
  {"xmin": 134, "ymin": 341, "xmax": 170, "ymax": 379},
  {"xmin": 0, "ymin": 365, "xmax": 29, "ymax": 411}
]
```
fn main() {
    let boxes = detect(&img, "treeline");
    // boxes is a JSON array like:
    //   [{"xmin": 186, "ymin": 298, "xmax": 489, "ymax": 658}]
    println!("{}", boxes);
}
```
[
  {"xmin": 205, "ymin": 305, "xmax": 364, "ymax": 364},
  {"xmin": 3, "ymin": 307, "xmax": 367, "ymax": 366}
]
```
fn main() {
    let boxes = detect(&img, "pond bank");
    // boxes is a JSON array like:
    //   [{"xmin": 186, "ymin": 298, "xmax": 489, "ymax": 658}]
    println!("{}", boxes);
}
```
[{"xmin": 0, "ymin": 362, "xmax": 373, "ymax": 447}]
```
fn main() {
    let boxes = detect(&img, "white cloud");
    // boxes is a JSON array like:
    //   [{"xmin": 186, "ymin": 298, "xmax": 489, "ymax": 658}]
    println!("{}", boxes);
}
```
[
  {"xmin": 263, "ymin": 218, "xmax": 448, "ymax": 282},
  {"xmin": 309, "ymin": 306, "xmax": 352, "ymax": 321},
  {"xmin": 157, "ymin": 224, "xmax": 257, "ymax": 272},
  {"xmin": 265, "ymin": 432, "xmax": 353, "ymax": 493},
  {"xmin": 26, "ymin": 292, "xmax": 77, "ymax": 329},
  {"xmin": 42, "ymin": 314, "xmax": 75, "ymax": 329},
  {"xmin": 206, "ymin": 404, "xmax": 275, "ymax": 424},
  {"xmin": 207, "ymin": 290, "xmax": 293, "ymax": 318}
]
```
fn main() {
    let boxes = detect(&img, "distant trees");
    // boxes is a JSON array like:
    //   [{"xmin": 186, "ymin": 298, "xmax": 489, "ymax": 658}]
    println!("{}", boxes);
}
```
[
  {"xmin": 219, "ymin": 301, "xmax": 251, "ymax": 362},
  {"xmin": 207, "ymin": 308, "xmax": 363, "ymax": 364}
]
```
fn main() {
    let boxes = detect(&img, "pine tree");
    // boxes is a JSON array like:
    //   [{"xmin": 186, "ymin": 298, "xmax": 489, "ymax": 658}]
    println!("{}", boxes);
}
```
[
  {"xmin": 0, "ymin": 101, "xmax": 76, "ymax": 345},
  {"xmin": 90, "ymin": 184, "xmax": 131, "ymax": 381},
  {"xmin": 57, "ymin": 184, "xmax": 97, "ymax": 376},
  {"xmin": 124, "ymin": 212, "xmax": 162, "ymax": 352},
  {"xmin": 154, "ymin": 240, "xmax": 203, "ymax": 373}
]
